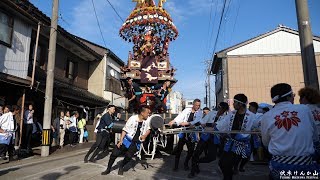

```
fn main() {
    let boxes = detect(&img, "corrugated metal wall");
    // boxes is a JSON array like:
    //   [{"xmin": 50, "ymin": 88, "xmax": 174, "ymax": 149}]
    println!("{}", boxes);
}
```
[{"xmin": 0, "ymin": 18, "xmax": 31, "ymax": 79}]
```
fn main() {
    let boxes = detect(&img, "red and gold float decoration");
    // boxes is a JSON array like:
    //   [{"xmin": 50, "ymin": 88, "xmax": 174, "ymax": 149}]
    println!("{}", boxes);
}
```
[
  {"xmin": 120, "ymin": 0, "xmax": 178, "ymax": 108},
  {"xmin": 120, "ymin": 0, "xmax": 178, "ymax": 54},
  {"xmin": 120, "ymin": 0, "xmax": 178, "ymax": 78}
]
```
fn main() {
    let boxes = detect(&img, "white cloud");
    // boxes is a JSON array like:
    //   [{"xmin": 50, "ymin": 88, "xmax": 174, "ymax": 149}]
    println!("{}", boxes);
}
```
[
  {"xmin": 165, "ymin": 1, "xmax": 186, "ymax": 23},
  {"xmin": 67, "ymin": 0, "xmax": 133, "ymax": 48},
  {"xmin": 30, "ymin": 0, "xmax": 217, "ymax": 101},
  {"xmin": 187, "ymin": 0, "xmax": 217, "ymax": 15},
  {"xmin": 67, "ymin": 0, "xmax": 225, "ymax": 45},
  {"xmin": 163, "ymin": 0, "xmax": 225, "ymax": 27}
]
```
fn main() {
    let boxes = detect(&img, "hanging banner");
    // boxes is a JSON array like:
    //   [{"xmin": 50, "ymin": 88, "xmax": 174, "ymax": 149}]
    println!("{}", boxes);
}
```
[{"xmin": 141, "ymin": 56, "xmax": 158, "ymax": 83}]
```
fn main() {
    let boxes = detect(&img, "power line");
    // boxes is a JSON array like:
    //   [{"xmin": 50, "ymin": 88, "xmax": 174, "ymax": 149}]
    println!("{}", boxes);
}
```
[
  {"xmin": 203, "ymin": 0, "xmax": 217, "ymax": 96},
  {"xmin": 224, "ymin": 0, "xmax": 233, "ymax": 21},
  {"xmin": 59, "ymin": 13, "xmax": 70, "ymax": 27},
  {"xmin": 207, "ymin": 0, "xmax": 228, "ymax": 107},
  {"xmin": 90, "ymin": 0, "xmax": 117, "ymax": 74},
  {"xmin": 207, "ymin": 3, "xmax": 218, "ymax": 58},
  {"xmin": 91, "ymin": 0, "xmax": 108, "ymax": 49},
  {"xmin": 204, "ymin": 0, "xmax": 215, "ymax": 59},
  {"xmin": 229, "ymin": 0, "xmax": 241, "ymax": 46},
  {"xmin": 221, "ymin": 0, "xmax": 233, "ymax": 48},
  {"xmin": 211, "ymin": 0, "xmax": 228, "ymax": 57},
  {"xmin": 105, "ymin": 0, "xmax": 125, "ymax": 23}
]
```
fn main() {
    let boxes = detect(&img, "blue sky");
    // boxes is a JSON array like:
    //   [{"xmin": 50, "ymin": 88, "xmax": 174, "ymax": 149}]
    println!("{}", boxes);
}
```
[{"xmin": 30, "ymin": 0, "xmax": 320, "ymax": 106}]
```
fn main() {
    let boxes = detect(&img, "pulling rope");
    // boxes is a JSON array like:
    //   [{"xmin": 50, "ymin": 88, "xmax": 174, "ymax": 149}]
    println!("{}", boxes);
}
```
[
  {"xmin": 161, "ymin": 128, "xmax": 261, "ymax": 135},
  {"xmin": 138, "ymin": 132, "xmax": 167, "ymax": 160}
]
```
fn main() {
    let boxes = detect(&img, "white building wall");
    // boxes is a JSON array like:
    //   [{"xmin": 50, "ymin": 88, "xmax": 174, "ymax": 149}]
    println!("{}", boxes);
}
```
[
  {"xmin": 88, "ymin": 56, "xmax": 106, "ymax": 97},
  {"xmin": 107, "ymin": 57, "xmax": 121, "ymax": 73},
  {"xmin": 103, "ymin": 91, "xmax": 125, "ymax": 108},
  {"xmin": 227, "ymin": 31, "xmax": 320, "ymax": 56},
  {"xmin": 168, "ymin": 91, "xmax": 183, "ymax": 114},
  {"xmin": 0, "ymin": 18, "xmax": 32, "ymax": 79},
  {"xmin": 104, "ymin": 55, "xmax": 125, "ymax": 107}
]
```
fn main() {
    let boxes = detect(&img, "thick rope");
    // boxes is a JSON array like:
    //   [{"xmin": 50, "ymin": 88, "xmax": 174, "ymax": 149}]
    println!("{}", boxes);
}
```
[
  {"xmin": 138, "ymin": 134, "xmax": 167, "ymax": 160},
  {"xmin": 161, "ymin": 128, "xmax": 261, "ymax": 135}
]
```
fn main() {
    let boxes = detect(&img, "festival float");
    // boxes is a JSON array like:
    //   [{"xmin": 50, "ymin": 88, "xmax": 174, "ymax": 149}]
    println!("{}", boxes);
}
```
[{"xmin": 120, "ymin": 0, "xmax": 178, "ymax": 110}]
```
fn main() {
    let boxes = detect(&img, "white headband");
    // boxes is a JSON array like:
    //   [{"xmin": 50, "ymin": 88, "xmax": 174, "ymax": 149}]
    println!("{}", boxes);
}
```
[
  {"xmin": 272, "ymin": 90, "xmax": 293, "ymax": 103},
  {"xmin": 233, "ymin": 99, "xmax": 247, "ymax": 105}
]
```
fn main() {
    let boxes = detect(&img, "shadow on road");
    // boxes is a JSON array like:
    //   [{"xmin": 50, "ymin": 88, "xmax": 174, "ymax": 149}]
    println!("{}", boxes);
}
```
[
  {"xmin": 0, "ymin": 167, "xmax": 20, "ymax": 176},
  {"xmin": 40, "ymin": 172, "xmax": 62, "ymax": 180},
  {"xmin": 149, "ymin": 149, "xmax": 270, "ymax": 180},
  {"xmin": 40, "ymin": 166, "xmax": 80, "ymax": 180}
]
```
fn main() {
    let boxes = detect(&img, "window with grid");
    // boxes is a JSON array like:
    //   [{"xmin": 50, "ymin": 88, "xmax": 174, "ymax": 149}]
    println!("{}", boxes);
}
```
[
  {"xmin": 0, "ymin": 11, "xmax": 13, "ymax": 46},
  {"xmin": 66, "ymin": 60, "xmax": 77, "ymax": 79}
]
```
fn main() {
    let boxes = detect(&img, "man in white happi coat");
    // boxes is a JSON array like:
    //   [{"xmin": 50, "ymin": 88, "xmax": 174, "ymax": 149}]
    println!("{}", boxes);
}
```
[
  {"xmin": 168, "ymin": 99, "xmax": 203, "ymax": 171},
  {"xmin": 0, "ymin": 105, "xmax": 20, "ymax": 160},
  {"xmin": 298, "ymin": 87, "xmax": 320, "ymax": 135},
  {"xmin": 188, "ymin": 102, "xmax": 229, "ymax": 178},
  {"xmin": 215, "ymin": 94, "xmax": 256, "ymax": 180},
  {"xmin": 102, "ymin": 106, "xmax": 152, "ymax": 176},
  {"xmin": 261, "ymin": 83, "xmax": 320, "ymax": 180},
  {"xmin": 238, "ymin": 102, "xmax": 262, "ymax": 171},
  {"xmin": 298, "ymin": 87, "xmax": 320, "ymax": 162}
]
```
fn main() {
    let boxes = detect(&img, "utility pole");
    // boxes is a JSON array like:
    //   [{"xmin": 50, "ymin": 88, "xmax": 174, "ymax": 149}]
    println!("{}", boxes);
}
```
[
  {"xmin": 205, "ymin": 60, "xmax": 212, "ymax": 108},
  {"xmin": 205, "ymin": 82, "xmax": 208, "ymax": 106},
  {"xmin": 206, "ymin": 60, "xmax": 212, "ymax": 109},
  {"xmin": 41, "ymin": 0, "xmax": 59, "ymax": 157},
  {"xmin": 208, "ymin": 74, "xmax": 211, "ymax": 109},
  {"xmin": 295, "ymin": 0, "xmax": 319, "ymax": 90}
]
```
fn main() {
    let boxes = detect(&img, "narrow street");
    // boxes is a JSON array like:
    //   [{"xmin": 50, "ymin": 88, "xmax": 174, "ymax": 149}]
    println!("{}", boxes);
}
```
[
  {"xmin": 0, "ymin": 144, "xmax": 269, "ymax": 180},
  {"xmin": 1, "ymin": 0, "xmax": 318, "ymax": 180}
]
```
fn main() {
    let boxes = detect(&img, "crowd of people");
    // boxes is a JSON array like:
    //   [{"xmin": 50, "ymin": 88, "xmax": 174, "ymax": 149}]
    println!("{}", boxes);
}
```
[
  {"xmin": 82, "ymin": 82, "xmax": 320, "ymax": 180},
  {"xmin": 0, "ymin": 104, "xmax": 92, "ymax": 161},
  {"xmin": 1, "ymin": 82, "xmax": 320, "ymax": 179},
  {"xmin": 50, "ymin": 110, "xmax": 90, "ymax": 149},
  {"xmin": 167, "ymin": 83, "xmax": 320, "ymax": 180},
  {"xmin": 0, "ymin": 104, "xmax": 45, "ymax": 160}
]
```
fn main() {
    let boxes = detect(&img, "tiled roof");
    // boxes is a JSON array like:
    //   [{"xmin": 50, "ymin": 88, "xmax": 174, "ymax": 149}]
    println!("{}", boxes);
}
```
[
  {"xmin": 55, "ymin": 81, "xmax": 110, "ymax": 106},
  {"xmin": 74, "ymin": 36, "xmax": 125, "ymax": 66},
  {"xmin": 9, "ymin": 0, "xmax": 102, "ymax": 60}
]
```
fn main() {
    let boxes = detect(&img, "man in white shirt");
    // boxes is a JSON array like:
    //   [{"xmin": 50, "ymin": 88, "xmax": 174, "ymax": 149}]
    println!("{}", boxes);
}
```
[
  {"xmin": 23, "ymin": 104, "xmax": 34, "ymax": 153},
  {"xmin": 237, "ymin": 102, "xmax": 261, "ymax": 172},
  {"xmin": 261, "ymin": 83, "xmax": 320, "ymax": 180},
  {"xmin": 101, "ymin": 106, "xmax": 151, "ymax": 176},
  {"xmin": 216, "ymin": 94, "xmax": 256, "ymax": 180},
  {"xmin": 188, "ymin": 102, "xmax": 229, "ymax": 178},
  {"xmin": 298, "ymin": 87, "xmax": 320, "ymax": 137},
  {"xmin": 0, "ymin": 105, "xmax": 20, "ymax": 160},
  {"xmin": 52, "ymin": 111, "xmax": 65, "ymax": 148},
  {"xmin": 168, "ymin": 99, "xmax": 203, "ymax": 171},
  {"xmin": 67, "ymin": 111, "xmax": 79, "ymax": 147}
]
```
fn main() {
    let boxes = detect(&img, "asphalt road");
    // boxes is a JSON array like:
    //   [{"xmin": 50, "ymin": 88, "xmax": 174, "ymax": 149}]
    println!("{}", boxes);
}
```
[{"xmin": 0, "ymin": 145, "xmax": 269, "ymax": 180}]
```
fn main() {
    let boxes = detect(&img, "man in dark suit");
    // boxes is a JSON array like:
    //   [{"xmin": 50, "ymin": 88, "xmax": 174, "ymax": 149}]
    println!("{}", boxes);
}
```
[
  {"xmin": 84, "ymin": 105, "xmax": 116, "ymax": 163},
  {"xmin": 125, "ymin": 77, "xmax": 142, "ymax": 113}
]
